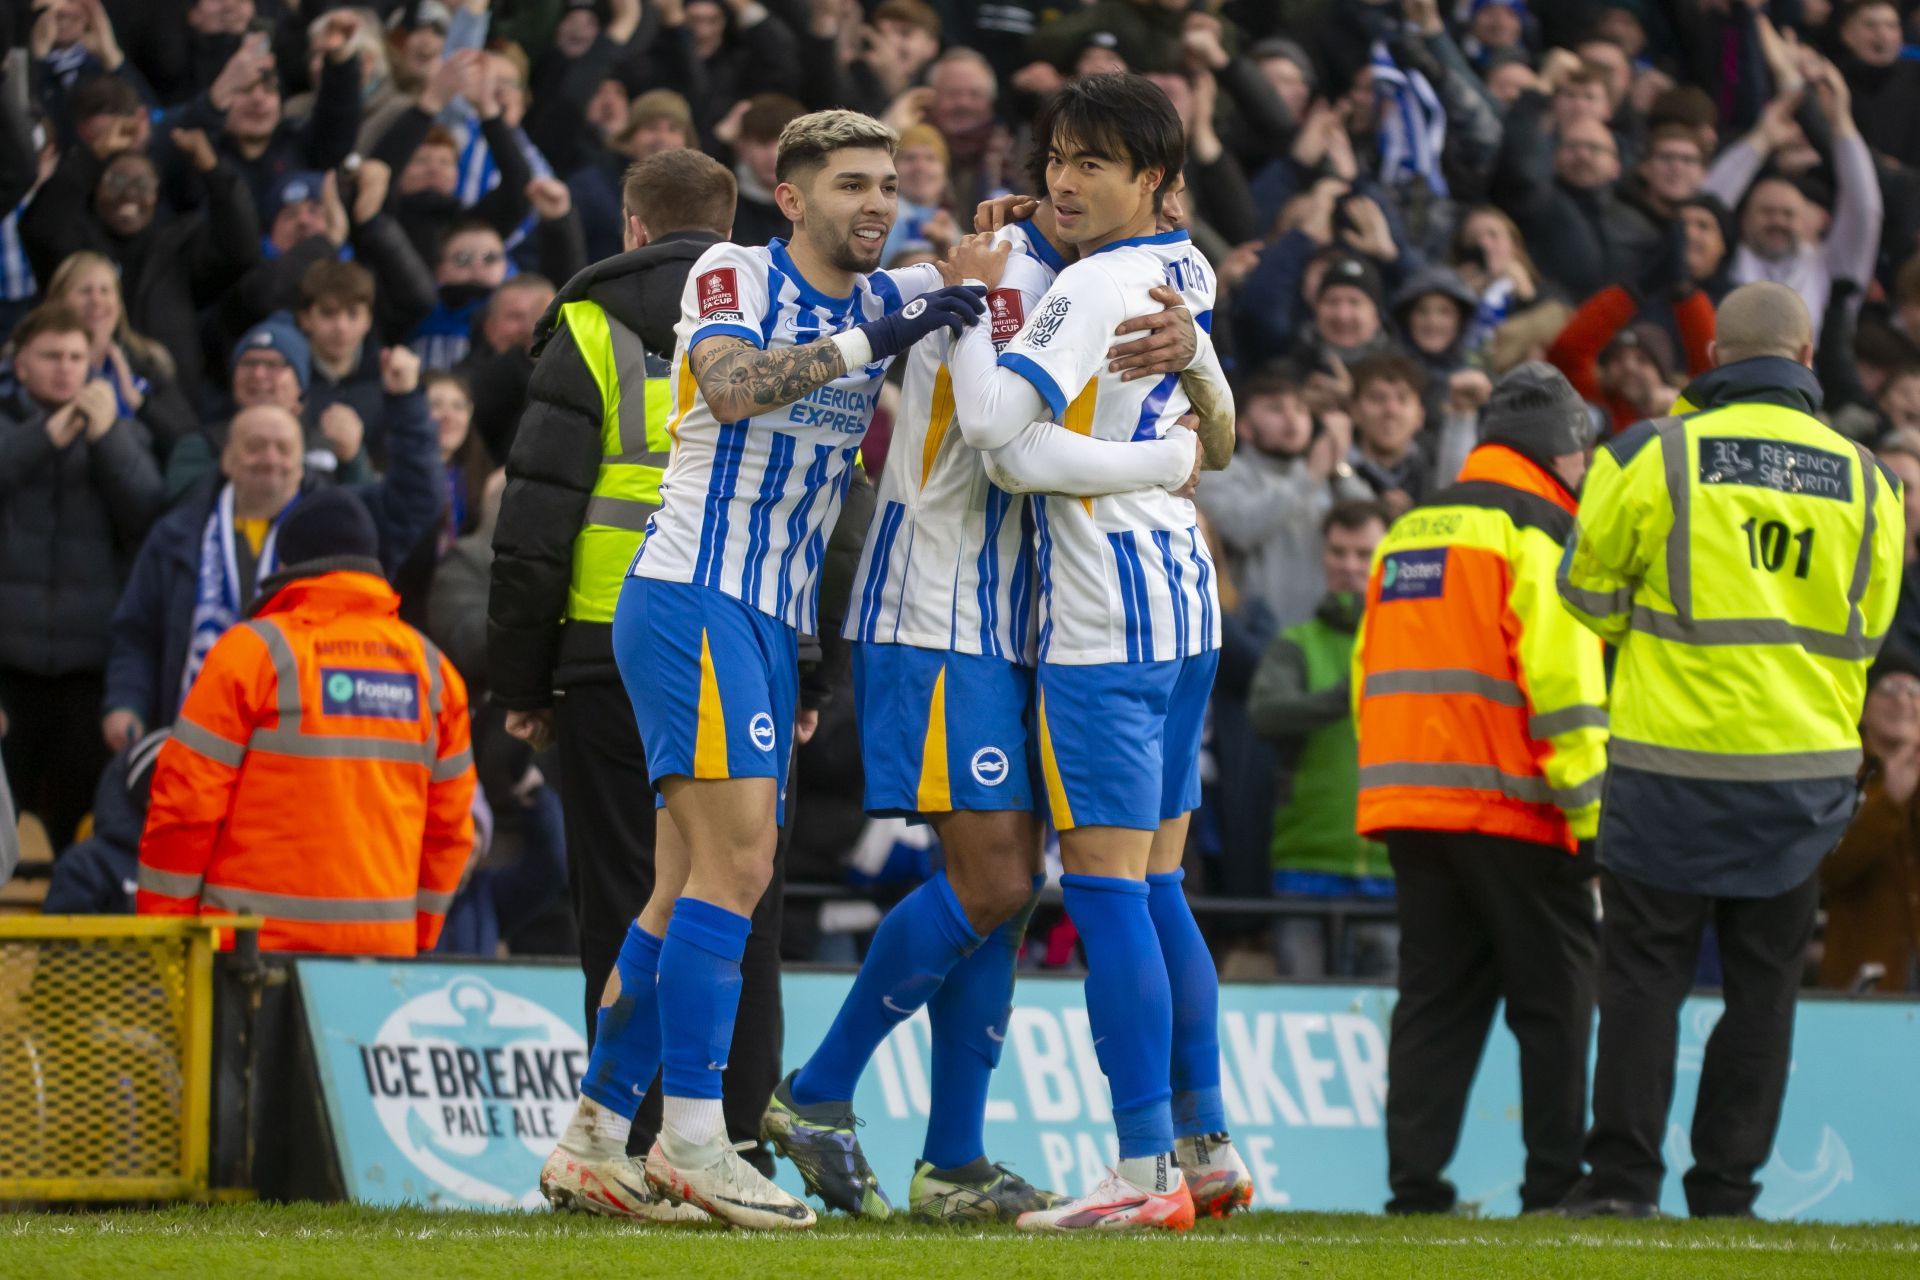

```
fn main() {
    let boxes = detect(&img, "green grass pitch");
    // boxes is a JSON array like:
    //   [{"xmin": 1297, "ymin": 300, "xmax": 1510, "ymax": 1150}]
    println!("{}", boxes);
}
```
[{"xmin": 5, "ymin": 1204, "xmax": 1919, "ymax": 1278}]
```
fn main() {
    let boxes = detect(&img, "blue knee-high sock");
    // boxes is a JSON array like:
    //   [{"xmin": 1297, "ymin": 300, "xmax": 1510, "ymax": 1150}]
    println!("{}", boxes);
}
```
[
  {"xmin": 580, "ymin": 923, "xmax": 663, "ymax": 1116},
  {"xmin": 792, "ymin": 871, "xmax": 981, "ymax": 1106},
  {"xmin": 1060, "ymin": 873, "xmax": 1173, "ymax": 1159},
  {"xmin": 1148, "ymin": 869, "xmax": 1226, "ymax": 1138},
  {"xmin": 657, "ymin": 898, "xmax": 753, "ymax": 1100},
  {"xmin": 922, "ymin": 875, "xmax": 1043, "ymax": 1170}
]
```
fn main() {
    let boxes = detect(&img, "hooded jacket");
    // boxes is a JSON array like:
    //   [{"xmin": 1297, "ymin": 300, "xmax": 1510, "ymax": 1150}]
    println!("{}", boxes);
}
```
[
  {"xmin": 18, "ymin": 148, "xmax": 261, "ymax": 402},
  {"xmin": 489, "ymin": 230, "xmax": 720, "ymax": 705}
]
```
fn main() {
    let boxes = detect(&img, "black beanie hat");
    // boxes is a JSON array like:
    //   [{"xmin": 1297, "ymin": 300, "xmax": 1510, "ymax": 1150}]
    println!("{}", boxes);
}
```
[
  {"xmin": 1480, "ymin": 362, "xmax": 1591, "ymax": 469},
  {"xmin": 275, "ymin": 488, "xmax": 381, "ymax": 571}
]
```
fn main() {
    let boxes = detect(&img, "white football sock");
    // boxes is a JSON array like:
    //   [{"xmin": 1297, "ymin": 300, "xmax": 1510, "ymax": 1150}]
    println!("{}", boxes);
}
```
[
  {"xmin": 661, "ymin": 1096, "xmax": 726, "ymax": 1148},
  {"xmin": 1116, "ymin": 1152, "xmax": 1182, "ymax": 1196},
  {"xmin": 561, "ymin": 1096, "xmax": 631, "ymax": 1155}
]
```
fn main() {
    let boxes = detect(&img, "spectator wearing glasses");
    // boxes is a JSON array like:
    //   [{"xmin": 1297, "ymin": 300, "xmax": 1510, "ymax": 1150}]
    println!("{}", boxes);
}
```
[
  {"xmin": 20, "ymin": 128, "xmax": 259, "ymax": 403},
  {"xmin": 1627, "ymin": 124, "xmax": 1708, "ymax": 225},
  {"xmin": 414, "ymin": 219, "xmax": 508, "ymax": 370},
  {"xmin": 161, "ymin": 16, "xmax": 364, "ymax": 219},
  {"xmin": 1492, "ymin": 91, "xmax": 1661, "ymax": 301}
]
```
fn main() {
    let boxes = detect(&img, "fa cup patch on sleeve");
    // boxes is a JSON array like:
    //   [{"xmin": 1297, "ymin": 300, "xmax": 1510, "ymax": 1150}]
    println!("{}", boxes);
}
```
[{"xmin": 698, "ymin": 267, "xmax": 742, "ymax": 321}]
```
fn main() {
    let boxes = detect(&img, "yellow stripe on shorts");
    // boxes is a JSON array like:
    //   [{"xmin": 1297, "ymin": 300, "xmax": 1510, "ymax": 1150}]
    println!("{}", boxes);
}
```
[
  {"xmin": 916, "ymin": 664, "xmax": 953, "ymax": 813},
  {"xmin": 1036, "ymin": 686, "xmax": 1075, "ymax": 831},
  {"xmin": 694, "ymin": 628, "xmax": 730, "ymax": 778}
]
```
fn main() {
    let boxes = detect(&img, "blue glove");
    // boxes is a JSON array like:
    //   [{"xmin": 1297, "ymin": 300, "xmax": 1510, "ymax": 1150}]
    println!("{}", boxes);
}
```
[{"xmin": 857, "ymin": 285, "xmax": 988, "ymax": 361}]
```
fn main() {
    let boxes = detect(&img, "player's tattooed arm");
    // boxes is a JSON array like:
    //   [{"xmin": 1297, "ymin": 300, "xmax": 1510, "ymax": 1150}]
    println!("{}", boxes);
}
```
[{"xmin": 691, "ymin": 336, "xmax": 847, "ymax": 422}]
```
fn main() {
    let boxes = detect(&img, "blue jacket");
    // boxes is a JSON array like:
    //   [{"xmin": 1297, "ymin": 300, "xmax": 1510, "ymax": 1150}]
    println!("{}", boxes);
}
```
[
  {"xmin": 102, "ymin": 388, "xmax": 441, "ymax": 727},
  {"xmin": 42, "ymin": 746, "xmax": 144, "ymax": 915}
]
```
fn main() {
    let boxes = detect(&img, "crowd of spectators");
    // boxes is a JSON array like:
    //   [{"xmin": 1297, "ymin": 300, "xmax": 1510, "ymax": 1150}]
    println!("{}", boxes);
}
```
[{"xmin": 2, "ymin": 0, "xmax": 1919, "ymax": 993}]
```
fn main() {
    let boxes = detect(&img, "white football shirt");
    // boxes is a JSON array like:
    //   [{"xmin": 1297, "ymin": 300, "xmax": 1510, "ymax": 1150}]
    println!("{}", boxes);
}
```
[
  {"xmin": 844, "ymin": 222, "xmax": 1065, "ymax": 661},
  {"xmin": 629, "ymin": 238, "xmax": 943, "ymax": 632},
  {"xmin": 994, "ymin": 229, "xmax": 1223, "ymax": 666}
]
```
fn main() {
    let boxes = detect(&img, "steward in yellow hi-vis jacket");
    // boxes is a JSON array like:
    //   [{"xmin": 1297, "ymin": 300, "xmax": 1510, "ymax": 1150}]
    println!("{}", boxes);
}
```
[
  {"xmin": 1353, "ymin": 363, "xmax": 1604, "ymax": 1216},
  {"xmin": 1556, "ymin": 283, "xmax": 1906, "ymax": 1221}
]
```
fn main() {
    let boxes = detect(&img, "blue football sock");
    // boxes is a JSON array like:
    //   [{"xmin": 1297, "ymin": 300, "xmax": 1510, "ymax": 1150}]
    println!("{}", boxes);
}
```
[
  {"xmin": 1148, "ymin": 868, "xmax": 1226, "ymax": 1138},
  {"xmin": 580, "ymin": 923, "xmax": 663, "ymax": 1117},
  {"xmin": 656, "ymin": 897, "xmax": 752, "ymax": 1101},
  {"xmin": 792, "ymin": 871, "xmax": 981, "ymax": 1107},
  {"xmin": 1061, "ymin": 873, "xmax": 1173, "ymax": 1159},
  {"xmin": 922, "ymin": 875, "xmax": 1043, "ymax": 1170}
]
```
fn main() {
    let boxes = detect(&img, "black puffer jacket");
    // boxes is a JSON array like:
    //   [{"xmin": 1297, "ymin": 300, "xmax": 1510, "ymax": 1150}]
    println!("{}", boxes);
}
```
[
  {"xmin": 489, "ymin": 230, "xmax": 721, "ymax": 708},
  {"xmin": 0, "ymin": 392, "xmax": 163, "ymax": 675},
  {"xmin": 18, "ymin": 151, "xmax": 261, "ymax": 403}
]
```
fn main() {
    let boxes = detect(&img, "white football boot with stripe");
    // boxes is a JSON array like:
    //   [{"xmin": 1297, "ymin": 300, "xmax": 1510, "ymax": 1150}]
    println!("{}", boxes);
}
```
[
  {"xmin": 645, "ymin": 1132, "xmax": 816, "ymax": 1231},
  {"xmin": 1015, "ymin": 1164, "xmax": 1195, "ymax": 1233}
]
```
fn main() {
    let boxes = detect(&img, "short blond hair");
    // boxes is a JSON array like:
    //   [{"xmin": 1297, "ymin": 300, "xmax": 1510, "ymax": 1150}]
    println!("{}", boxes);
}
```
[{"xmin": 775, "ymin": 109, "xmax": 897, "ymax": 186}]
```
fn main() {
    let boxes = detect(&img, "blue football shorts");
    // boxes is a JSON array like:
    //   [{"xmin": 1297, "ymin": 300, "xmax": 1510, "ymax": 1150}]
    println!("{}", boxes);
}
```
[
  {"xmin": 853, "ymin": 642, "xmax": 1036, "ymax": 820},
  {"xmin": 1034, "ymin": 650, "xmax": 1220, "ymax": 832},
  {"xmin": 613, "ymin": 576, "xmax": 798, "ymax": 823}
]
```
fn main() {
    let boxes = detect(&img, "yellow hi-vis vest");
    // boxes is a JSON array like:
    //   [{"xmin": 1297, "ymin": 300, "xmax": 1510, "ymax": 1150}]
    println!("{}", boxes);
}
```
[
  {"xmin": 560, "ymin": 299, "xmax": 674, "ymax": 623},
  {"xmin": 1559, "ymin": 402, "xmax": 1905, "ymax": 784}
]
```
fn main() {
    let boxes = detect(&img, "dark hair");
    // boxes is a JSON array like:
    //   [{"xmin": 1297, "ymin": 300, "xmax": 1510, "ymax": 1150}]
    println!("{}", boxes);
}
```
[
  {"xmin": 69, "ymin": 76, "xmax": 140, "ymax": 123},
  {"xmin": 1644, "ymin": 123, "xmax": 1703, "ymax": 158},
  {"xmin": 1240, "ymin": 368, "xmax": 1302, "ymax": 403},
  {"xmin": 444, "ymin": 215, "xmax": 502, "ymax": 245},
  {"xmin": 1324, "ymin": 499, "xmax": 1391, "ymax": 538},
  {"xmin": 10, "ymin": 302, "xmax": 90, "ymax": 350},
  {"xmin": 1350, "ymin": 352, "xmax": 1429, "ymax": 399},
  {"xmin": 873, "ymin": 0, "xmax": 939, "ymax": 39},
  {"xmin": 623, "ymin": 149, "xmax": 737, "ymax": 237},
  {"xmin": 742, "ymin": 93, "xmax": 808, "ymax": 145},
  {"xmin": 299, "ymin": 259, "xmax": 376, "ymax": 311},
  {"xmin": 1842, "ymin": 0, "xmax": 1900, "ymax": 20},
  {"xmin": 1026, "ymin": 73, "xmax": 1186, "ymax": 211}
]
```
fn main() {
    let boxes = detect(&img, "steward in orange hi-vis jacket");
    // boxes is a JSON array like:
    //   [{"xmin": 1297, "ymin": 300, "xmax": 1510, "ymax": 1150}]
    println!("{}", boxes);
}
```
[
  {"xmin": 137, "ymin": 490, "xmax": 476, "ymax": 955},
  {"xmin": 1350, "ymin": 363, "xmax": 1606, "ymax": 1219}
]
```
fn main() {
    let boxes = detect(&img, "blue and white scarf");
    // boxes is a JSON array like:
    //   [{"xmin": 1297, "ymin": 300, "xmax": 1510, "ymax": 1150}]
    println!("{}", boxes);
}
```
[
  {"xmin": 1371, "ymin": 41, "xmax": 1449, "ymax": 198},
  {"xmin": 181, "ymin": 485, "xmax": 289, "ymax": 708},
  {"xmin": 456, "ymin": 114, "xmax": 555, "ymax": 252}
]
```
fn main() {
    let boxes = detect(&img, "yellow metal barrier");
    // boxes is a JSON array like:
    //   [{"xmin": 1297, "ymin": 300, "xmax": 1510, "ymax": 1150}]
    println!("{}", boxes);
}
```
[{"xmin": 0, "ymin": 916, "xmax": 259, "ymax": 1201}]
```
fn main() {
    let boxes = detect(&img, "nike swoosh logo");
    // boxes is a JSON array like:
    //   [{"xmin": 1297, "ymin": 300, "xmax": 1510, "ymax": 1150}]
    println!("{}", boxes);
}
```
[
  {"xmin": 707, "ymin": 1061, "xmax": 729, "ymax": 1071},
  {"xmin": 882, "ymin": 995, "xmax": 912, "ymax": 1016},
  {"xmin": 986, "ymin": 1027, "xmax": 1005, "ymax": 1043},
  {"xmin": 711, "ymin": 1193, "xmax": 811, "ymax": 1219}
]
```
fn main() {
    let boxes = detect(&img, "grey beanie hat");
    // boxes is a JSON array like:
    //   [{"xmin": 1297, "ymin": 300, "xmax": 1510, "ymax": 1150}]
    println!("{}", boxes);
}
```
[{"xmin": 1480, "ymin": 362, "xmax": 1591, "ymax": 466}]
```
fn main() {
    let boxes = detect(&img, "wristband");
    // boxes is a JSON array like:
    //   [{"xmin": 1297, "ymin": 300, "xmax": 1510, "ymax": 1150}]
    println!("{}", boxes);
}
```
[{"xmin": 830, "ymin": 328, "xmax": 873, "ymax": 371}]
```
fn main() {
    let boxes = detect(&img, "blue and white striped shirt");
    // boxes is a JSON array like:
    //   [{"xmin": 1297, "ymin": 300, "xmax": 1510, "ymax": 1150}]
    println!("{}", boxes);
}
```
[{"xmin": 630, "ymin": 239, "xmax": 943, "ymax": 632}]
